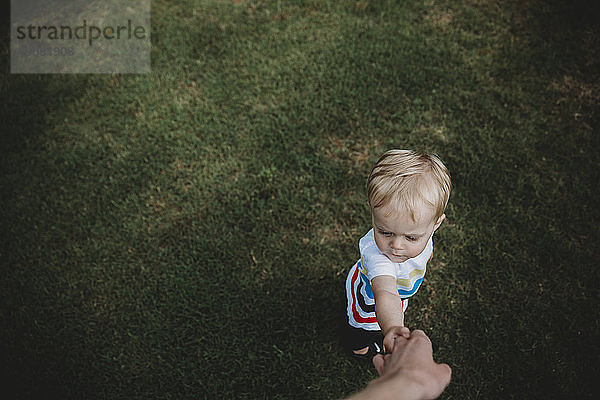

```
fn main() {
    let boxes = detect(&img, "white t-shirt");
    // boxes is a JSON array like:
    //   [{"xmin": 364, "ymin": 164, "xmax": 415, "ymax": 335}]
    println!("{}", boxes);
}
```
[
  {"xmin": 359, "ymin": 229, "xmax": 433, "ymax": 297},
  {"xmin": 345, "ymin": 229, "xmax": 434, "ymax": 330}
]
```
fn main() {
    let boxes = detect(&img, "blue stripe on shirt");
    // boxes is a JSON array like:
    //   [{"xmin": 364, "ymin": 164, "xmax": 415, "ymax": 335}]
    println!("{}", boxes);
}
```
[{"xmin": 359, "ymin": 271, "xmax": 423, "ymax": 299}]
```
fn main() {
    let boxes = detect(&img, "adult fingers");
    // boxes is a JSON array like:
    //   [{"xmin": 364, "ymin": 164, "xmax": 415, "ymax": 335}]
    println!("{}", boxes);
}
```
[
  {"xmin": 409, "ymin": 329, "xmax": 428, "ymax": 341},
  {"xmin": 408, "ymin": 329, "xmax": 433, "ymax": 352},
  {"xmin": 436, "ymin": 362, "xmax": 452, "ymax": 387},
  {"xmin": 372, "ymin": 354, "xmax": 385, "ymax": 375}
]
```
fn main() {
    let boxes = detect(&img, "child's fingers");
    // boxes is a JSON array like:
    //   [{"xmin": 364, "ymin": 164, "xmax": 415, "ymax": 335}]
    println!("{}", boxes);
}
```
[
  {"xmin": 383, "ymin": 332, "xmax": 398, "ymax": 354},
  {"xmin": 383, "ymin": 335, "xmax": 393, "ymax": 354},
  {"xmin": 383, "ymin": 327, "xmax": 409, "ymax": 353},
  {"xmin": 400, "ymin": 326, "xmax": 411, "ymax": 339}
]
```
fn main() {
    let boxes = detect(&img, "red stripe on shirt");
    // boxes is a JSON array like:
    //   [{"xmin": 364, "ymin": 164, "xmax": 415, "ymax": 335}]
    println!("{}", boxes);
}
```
[{"xmin": 350, "ymin": 265, "xmax": 378, "ymax": 324}]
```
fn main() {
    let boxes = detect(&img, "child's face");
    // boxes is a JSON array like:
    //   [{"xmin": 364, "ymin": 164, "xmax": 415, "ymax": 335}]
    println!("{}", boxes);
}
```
[{"xmin": 371, "ymin": 205, "xmax": 445, "ymax": 263}]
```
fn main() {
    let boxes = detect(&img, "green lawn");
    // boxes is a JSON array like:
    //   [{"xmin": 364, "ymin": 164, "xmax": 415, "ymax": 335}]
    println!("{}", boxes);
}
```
[{"xmin": 1, "ymin": 0, "xmax": 598, "ymax": 399}]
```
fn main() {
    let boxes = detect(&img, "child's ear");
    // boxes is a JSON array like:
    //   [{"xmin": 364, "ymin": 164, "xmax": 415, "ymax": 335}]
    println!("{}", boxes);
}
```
[{"xmin": 433, "ymin": 214, "xmax": 446, "ymax": 230}]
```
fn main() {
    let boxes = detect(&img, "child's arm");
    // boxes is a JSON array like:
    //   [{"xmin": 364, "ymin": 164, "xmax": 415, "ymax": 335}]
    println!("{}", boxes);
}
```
[{"xmin": 372, "ymin": 275, "xmax": 410, "ymax": 352}]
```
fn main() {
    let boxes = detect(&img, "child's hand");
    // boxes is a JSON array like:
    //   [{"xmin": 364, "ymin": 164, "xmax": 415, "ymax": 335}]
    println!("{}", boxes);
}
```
[{"xmin": 383, "ymin": 326, "xmax": 411, "ymax": 354}]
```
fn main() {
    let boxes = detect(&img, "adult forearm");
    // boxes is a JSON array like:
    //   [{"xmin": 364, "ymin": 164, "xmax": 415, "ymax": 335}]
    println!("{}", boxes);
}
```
[{"xmin": 347, "ymin": 376, "xmax": 421, "ymax": 400}]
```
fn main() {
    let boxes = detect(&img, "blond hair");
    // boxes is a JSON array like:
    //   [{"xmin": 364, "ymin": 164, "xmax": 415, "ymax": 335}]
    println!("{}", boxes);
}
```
[{"xmin": 367, "ymin": 149, "xmax": 451, "ymax": 222}]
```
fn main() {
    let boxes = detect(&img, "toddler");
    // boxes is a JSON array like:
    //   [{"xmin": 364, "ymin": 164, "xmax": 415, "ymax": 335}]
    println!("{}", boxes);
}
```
[{"xmin": 343, "ymin": 149, "xmax": 451, "ymax": 359}]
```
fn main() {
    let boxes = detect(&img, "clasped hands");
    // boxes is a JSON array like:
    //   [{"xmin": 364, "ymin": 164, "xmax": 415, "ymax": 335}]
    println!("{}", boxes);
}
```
[
  {"xmin": 371, "ymin": 327, "xmax": 451, "ymax": 400},
  {"xmin": 382, "ymin": 325, "xmax": 411, "ymax": 354}
]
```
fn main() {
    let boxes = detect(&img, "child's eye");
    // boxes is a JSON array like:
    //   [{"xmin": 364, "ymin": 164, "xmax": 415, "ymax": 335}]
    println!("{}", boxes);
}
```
[
  {"xmin": 379, "ymin": 230, "xmax": 393, "ymax": 237},
  {"xmin": 406, "ymin": 236, "xmax": 418, "ymax": 242}
]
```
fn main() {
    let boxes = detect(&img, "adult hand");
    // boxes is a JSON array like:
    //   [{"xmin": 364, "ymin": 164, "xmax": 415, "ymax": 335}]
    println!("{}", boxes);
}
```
[{"xmin": 371, "ymin": 330, "xmax": 451, "ymax": 400}]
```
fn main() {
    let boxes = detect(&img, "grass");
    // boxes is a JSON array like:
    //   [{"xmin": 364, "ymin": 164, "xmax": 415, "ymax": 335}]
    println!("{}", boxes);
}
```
[{"xmin": 1, "ymin": 0, "xmax": 599, "ymax": 398}]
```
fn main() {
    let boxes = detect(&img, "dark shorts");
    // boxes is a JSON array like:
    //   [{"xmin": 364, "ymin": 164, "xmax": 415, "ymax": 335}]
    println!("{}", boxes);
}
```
[{"xmin": 339, "ymin": 322, "xmax": 383, "ymax": 353}]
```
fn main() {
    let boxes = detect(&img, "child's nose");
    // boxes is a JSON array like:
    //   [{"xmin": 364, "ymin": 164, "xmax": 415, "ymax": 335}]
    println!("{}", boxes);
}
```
[{"xmin": 391, "ymin": 237, "xmax": 404, "ymax": 250}]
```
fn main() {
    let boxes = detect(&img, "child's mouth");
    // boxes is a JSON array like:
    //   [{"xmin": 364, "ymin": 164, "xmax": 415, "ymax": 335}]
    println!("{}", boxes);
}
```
[{"xmin": 391, "ymin": 253, "xmax": 407, "ymax": 261}]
